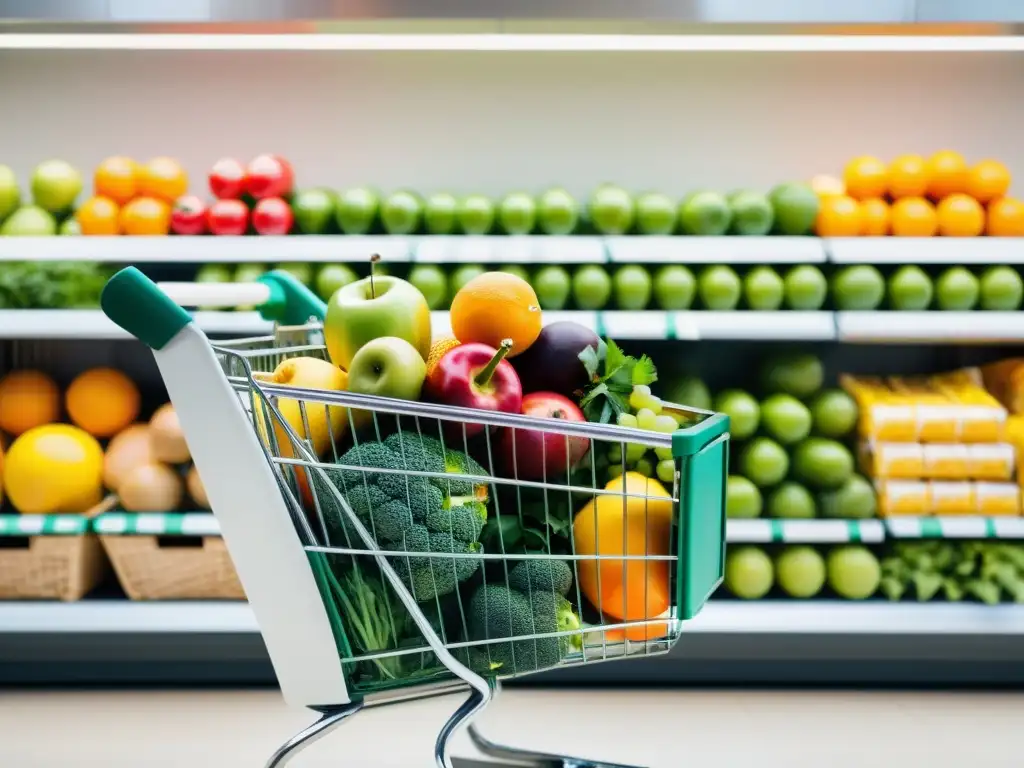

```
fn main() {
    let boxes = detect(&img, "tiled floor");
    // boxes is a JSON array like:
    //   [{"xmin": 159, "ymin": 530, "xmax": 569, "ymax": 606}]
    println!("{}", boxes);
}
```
[{"xmin": 2, "ymin": 688, "xmax": 1022, "ymax": 767}]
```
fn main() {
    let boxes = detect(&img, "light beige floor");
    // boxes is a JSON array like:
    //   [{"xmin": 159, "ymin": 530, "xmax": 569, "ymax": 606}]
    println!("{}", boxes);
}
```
[{"xmin": 2, "ymin": 688, "xmax": 1022, "ymax": 767}]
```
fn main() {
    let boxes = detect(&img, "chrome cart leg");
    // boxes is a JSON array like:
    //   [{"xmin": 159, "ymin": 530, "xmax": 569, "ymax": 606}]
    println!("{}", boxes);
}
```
[
  {"xmin": 264, "ymin": 700, "xmax": 364, "ymax": 768},
  {"xmin": 465, "ymin": 683, "xmax": 645, "ymax": 768},
  {"xmin": 436, "ymin": 682, "xmax": 493, "ymax": 768}
]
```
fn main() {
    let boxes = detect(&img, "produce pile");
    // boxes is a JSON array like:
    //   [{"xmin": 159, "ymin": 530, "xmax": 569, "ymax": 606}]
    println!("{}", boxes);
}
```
[
  {"xmin": 814, "ymin": 152, "xmax": 1024, "ymax": 237},
  {"xmin": 0, "ymin": 367, "xmax": 209, "ymax": 515},
  {"xmin": 258, "ymin": 260, "xmax": 691, "ymax": 687},
  {"xmin": 723, "ymin": 541, "xmax": 1024, "ymax": 604}
]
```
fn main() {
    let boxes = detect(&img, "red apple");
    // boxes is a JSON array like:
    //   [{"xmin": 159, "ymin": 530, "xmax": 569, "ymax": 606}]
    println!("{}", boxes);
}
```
[
  {"xmin": 245, "ymin": 154, "xmax": 294, "ymax": 200},
  {"xmin": 500, "ymin": 392, "xmax": 589, "ymax": 481},
  {"xmin": 207, "ymin": 198, "xmax": 249, "ymax": 236},
  {"xmin": 252, "ymin": 197, "xmax": 294, "ymax": 236},
  {"xmin": 209, "ymin": 157, "xmax": 247, "ymax": 200},
  {"xmin": 170, "ymin": 195, "xmax": 208, "ymax": 235}
]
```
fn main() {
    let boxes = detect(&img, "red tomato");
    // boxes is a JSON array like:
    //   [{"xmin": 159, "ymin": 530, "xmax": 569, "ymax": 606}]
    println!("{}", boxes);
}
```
[
  {"xmin": 170, "ymin": 195, "xmax": 208, "ymax": 236},
  {"xmin": 208, "ymin": 158, "xmax": 247, "ymax": 200},
  {"xmin": 252, "ymin": 197, "xmax": 294, "ymax": 236},
  {"xmin": 207, "ymin": 199, "xmax": 249, "ymax": 236},
  {"xmin": 245, "ymin": 154, "xmax": 294, "ymax": 200}
]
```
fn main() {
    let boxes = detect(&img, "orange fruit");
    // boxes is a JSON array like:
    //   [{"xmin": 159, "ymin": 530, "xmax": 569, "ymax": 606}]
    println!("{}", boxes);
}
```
[
  {"xmin": 886, "ymin": 154, "xmax": 929, "ymax": 199},
  {"xmin": 925, "ymin": 150, "xmax": 968, "ymax": 200},
  {"xmin": 890, "ymin": 197, "xmax": 938, "ymax": 237},
  {"xmin": 2, "ymin": 424, "xmax": 104, "ymax": 514},
  {"xmin": 119, "ymin": 196, "xmax": 171, "ymax": 236},
  {"xmin": 986, "ymin": 197, "xmax": 1024, "ymax": 237},
  {"xmin": 814, "ymin": 195, "xmax": 862, "ymax": 237},
  {"xmin": 937, "ymin": 193, "xmax": 985, "ymax": 237},
  {"xmin": 449, "ymin": 272, "xmax": 542, "ymax": 358},
  {"xmin": 859, "ymin": 198, "xmax": 891, "ymax": 236},
  {"xmin": 842, "ymin": 156, "xmax": 888, "ymax": 200},
  {"xmin": 65, "ymin": 368, "xmax": 141, "ymax": 438},
  {"xmin": 0, "ymin": 370, "xmax": 61, "ymax": 436},
  {"xmin": 810, "ymin": 174, "xmax": 845, "ymax": 200},
  {"xmin": 966, "ymin": 160, "xmax": 1011, "ymax": 204},
  {"xmin": 75, "ymin": 195, "xmax": 121, "ymax": 235},
  {"xmin": 94, "ymin": 156, "xmax": 138, "ymax": 205},
  {"xmin": 137, "ymin": 157, "xmax": 188, "ymax": 203}
]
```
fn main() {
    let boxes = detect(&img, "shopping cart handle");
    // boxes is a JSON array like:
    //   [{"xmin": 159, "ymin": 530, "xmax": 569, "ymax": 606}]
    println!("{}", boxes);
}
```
[
  {"xmin": 258, "ymin": 270, "xmax": 327, "ymax": 325},
  {"xmin": 101, "ymin": 267, "xmax": 194, "ymax": 350}
]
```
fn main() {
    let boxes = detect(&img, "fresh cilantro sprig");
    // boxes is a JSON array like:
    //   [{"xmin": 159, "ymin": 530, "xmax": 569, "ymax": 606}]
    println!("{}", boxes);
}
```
[{"xmin": 578, "ymin": 339, "xmax": 658, "ymax": 424}]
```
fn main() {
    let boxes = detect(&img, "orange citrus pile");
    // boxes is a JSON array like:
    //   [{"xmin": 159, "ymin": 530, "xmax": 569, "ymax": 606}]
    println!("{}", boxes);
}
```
[
  {"xmin": 78, "ymin": 155, "xmax": 186, "ymax": 236},
  {"xmin": 814, "ymin": 151, "xmax": 1021, "ymax": 237},
  {"xmin": 449, "ymin": 272, "xmax": 542, "ymax": 358}
]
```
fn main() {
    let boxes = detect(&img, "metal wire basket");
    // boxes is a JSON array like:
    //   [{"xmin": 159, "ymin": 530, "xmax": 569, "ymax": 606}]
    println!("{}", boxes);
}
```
[{"xmin": 101, "ymin": 268, "xmax": 729, "ymax": 768}]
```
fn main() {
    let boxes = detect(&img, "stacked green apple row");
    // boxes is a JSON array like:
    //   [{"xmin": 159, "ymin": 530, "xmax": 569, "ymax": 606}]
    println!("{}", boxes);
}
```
[{"xmin": 292, "ymin": 182, "xmax": 819, "ymax": 237}]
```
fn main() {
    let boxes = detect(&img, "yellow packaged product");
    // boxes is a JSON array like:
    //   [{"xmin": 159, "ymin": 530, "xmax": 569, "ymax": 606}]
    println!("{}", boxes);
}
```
[
  {"xmin": 876, "ymin": 480, "xmax": 930, "ymax": 516},
  {"xmin": 861, "ymin": 442, "xmax": 925, "ymax": 479},
  {"xmin": 964, "ymin": 444, "xmax": 1016, "ymax": 482},
  {"xmin": 929, "ymin": 481, "xmax": 975, "ymax": 515},
  {"xmin": 921, "ymin": 444, "xmax": 969, "ymax": 480},
  {"xmin": 975, "ymin": 482, "xmax": 1022, "ymax": 516}
]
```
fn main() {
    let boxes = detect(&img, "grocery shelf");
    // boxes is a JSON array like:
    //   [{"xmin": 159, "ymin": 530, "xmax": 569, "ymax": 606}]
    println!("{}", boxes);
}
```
[
  {"xmin": 0, "ymin": 310, "xmax": 272, "ymax": 339},
  {"xmin": 4, "ymin": 600, "xmax": 1024, "ymax": 687},
  {"xmin": 827, "ymin": 237, "xmax": 1024, "ymax": 265},
  {"xmin": 836, "ymin": 311, "xmax": 1024, "ymax": 343},
  {"xmin": 605, "ymin": 236, "xmax": 826, "ymax": 264},
  {"xmin": 727, "ymin": 519, "xmax": 885, "ymax": 544},
  {"xmin": 885, "ymin": 516, "xmax": 1024, "ymax": 540}
]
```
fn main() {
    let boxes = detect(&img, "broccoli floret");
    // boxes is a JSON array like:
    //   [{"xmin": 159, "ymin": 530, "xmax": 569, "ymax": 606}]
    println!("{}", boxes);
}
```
[
  {"xmin": 384, "ymin": 431, "xmax": 489, "ymax": 501},
  {"xmin": 370, "ymin": 500, "xmax": 417, "ymax": 542},
  {"xmin": 507, "ymin": 559, "xmax": 573, "ymax": 597},
  {"xmin": 336, "ymin": 442, "xmax": 401, "ymax": 490},
  {"xmin": 421, "ymin": 502, "xmax": 487, "ymax": 543},
  {"xmin": 344, "ymin": 484, "xmax": 390, "ymax": 520},
  {"xmin": 384, "ymin": 524, "xmax": 484, "ymax": 601},
  {"xmin": 468, "ymin": 584, "xmax": 582, "ymax": 676},
  {"xmin": 377, "ymin": 473, "xmax": 442, "ymax": 514}
]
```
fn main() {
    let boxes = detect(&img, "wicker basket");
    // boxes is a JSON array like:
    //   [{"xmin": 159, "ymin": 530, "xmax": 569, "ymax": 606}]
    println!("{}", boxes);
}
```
[
  {"xmin": 0, "ymin": 507, "xmax": 109, "ymax": 602},
  {"xmin": 95, "ymin": 510, "xmax": 245, "ymax": 600}
]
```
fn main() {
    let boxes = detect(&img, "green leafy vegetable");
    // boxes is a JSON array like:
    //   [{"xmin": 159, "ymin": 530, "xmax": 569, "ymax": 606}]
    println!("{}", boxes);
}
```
[
  {"xmin": 578, "ymin": 338, "xmax": 658, "ymax": 424},
  {"xmin": 0, "ymin": 261, "xmax": 108, "ymax": 309}
]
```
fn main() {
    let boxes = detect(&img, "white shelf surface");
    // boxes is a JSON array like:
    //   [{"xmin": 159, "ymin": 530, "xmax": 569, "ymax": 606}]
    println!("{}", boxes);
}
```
[
  {"xmin": 828, "ymin": 237, "xmax": 1024, "ymax": 265},
  {"xmin": 836, "ymin": 311, "xmax": 1024, "ymax": 342},
  {"xmin": 605, "ymin": 236, "xmax": 826, "ymax": 264},
  {"xmin": 4, "ymin": 600, "xmax": 1024, "ymax": 636},
  {"xmin": 0, "ymin": 310, "xmax": 272, "ymax": 339},
  {"xmin": 727, "ymin": 519, "xmax": 885, "ymax": 544}
]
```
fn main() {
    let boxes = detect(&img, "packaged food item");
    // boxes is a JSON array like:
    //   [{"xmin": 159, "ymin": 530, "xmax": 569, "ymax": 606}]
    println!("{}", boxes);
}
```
[
  {"xmin": 929, "ymin": 481, "xmax": 975, "ymax": 515},
  {"xmin": 876, "ymin": 480, "xmax": 1021, "ymax": 516},
  {"xmin": 965, "ymin": 444, "xmax": 1016, "ymax": 481},
  {"xmin": 976, "ymin": 482, "xmax": 1022, "ymax": 516},
  {"xmin": 864, "ymin": 442, "xmax": 1014, "ymax": 481},
  {"xmin": 861, "ymin": 442, "xmax": 925, "ymax": 479},
  {"xmin": 876, "ymin": 481, "xmax": 930, "ymax": 516}
]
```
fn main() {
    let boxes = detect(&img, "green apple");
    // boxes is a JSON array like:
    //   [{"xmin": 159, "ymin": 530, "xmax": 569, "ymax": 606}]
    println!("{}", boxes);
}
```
[
  {"xmin": 233, "ymin": 263, "xmax": 267, "ymax": 311},
  {"xmin": 458, "ymin": 195, "xmax": 496, "ymax": 235},
  {"xmin": 698, "ymin": 265, "xmax": 742, "ymax": 310},
  {"xmin": 424, "ymin": 193, "xmax": 458, "ymax": 235},
  {"xmin": 888, "ymin": 265, "xmax": 933, "ymax": 310},
  {"xmin": 979, "ymin": 266, "xmax": 1024, "ymax": 311},
  {"xmin": 537, "ymin": 188, "xmax": 579, "ymax": 235},
  {"xmin": 407, "ymin": 264, "xmax": 449, "ymax": 310},
  {"xmin": 743, "ymin": 266, "xmax": 784, "ymax": 311},
  {"xmin": 572, "ymin": 265, "xmax": 612, "ymax": 310},
  {"xmin": 324, "ymin": 275, "xmax": 431, "ymax": 370},
  {"xmin": 380, "ymin": 190, "xmax": 423, "ymax": 235},
  {"xmin": 274, "ymin": 262, "xmax": 314, "ymax": 287},
  {"xmin": 59, "ymin": 217, "xmax": 81, "ymax": 236},
  {"xmin": 448, "ymin": 264, "xmax": 486, "ymax": 302},
  {"xmin": 346, "ymin": 336, "xmax": 427, "ymax": 403},
  {"xmin": 784, "ymin": 265, "xmax": 828, "ymax": 310},
  {"xmin": 935, "ymin": 266, "xmax": 980, "ymax": 311},
  {"xmin": 679, "ymin": 191, "xmax": 732, "ymax": 236},
  {"xmin": 335, "ymin": 187, "xmax": 379, "ymax": 235},
  {"xmin": 500, "ymin": 264, "xmax": 531, "ymax": 283},
  {"xmin": 653, "ymin": 265, "xmax": 696, "ymax": 310},
  {"xmin": 498, "ymin": 192, "xmax": 537, "ymax": 235},
  {"xmin": 613, "ymin": 265, "xmax": 653, "ymax": 310},
  {"xmin": 0, "ymin": 205, "xmax": 55, "ymax": 236},
  {"xmin": 31, "ymin": 159, "xmax": 82, "ymax": 215},
  {"xmin": 533, "ymin": 265, "xmax": 572, "ymax": 310},
  {"xmin": 588, "ymin": 184, "xmax": 635, "ymax": 235},
  {"xmin": 635, "ymin": 192, "xmax": 677, "ymax": 235},
  {"xmin": 292, "ymin": 188, "xmax": 337, "ymax": 235},
  {"xmin": 315, "ymin": 264, "xmax": 359, "ymax": 301},
  {"xmin": 0, "ymin": 165, "xmax": 20, "ymax": 224}
]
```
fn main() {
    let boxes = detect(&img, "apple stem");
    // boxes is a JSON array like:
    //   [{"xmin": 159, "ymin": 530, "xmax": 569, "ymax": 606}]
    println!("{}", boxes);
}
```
[
  {"xmin": 369, "ymin": 253, "xmax": 381, "ymax": 299},
  {"xmin": 475, "ymin": 339, "xmax": 513, "ymax": 387}
]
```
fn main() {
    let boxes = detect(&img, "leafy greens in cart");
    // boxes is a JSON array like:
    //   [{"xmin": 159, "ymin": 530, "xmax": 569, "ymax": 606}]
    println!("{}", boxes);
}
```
[{"xmin": 578, "ymin": 339, "xmax": 658, "ymax": 424}]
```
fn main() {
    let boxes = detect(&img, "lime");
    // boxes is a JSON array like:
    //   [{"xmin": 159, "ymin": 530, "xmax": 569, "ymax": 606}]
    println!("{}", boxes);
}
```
[
  {"xmin": 698, "ymin": 265, "xmax": 742, "ymax": 310},
  {"xmin": 761, "ymin": 353, "xmax": 823, "ymax": 399},
  {"xmin": 783, "ymin": 265, "xmax": 828, "ymax": 310},
  {"xmin": 792, "ymin": 438, "xmax": 854, "ymax": 489},
  {"xmin": 740, "ymin": 437, "xmax": 790, "ymax": 487},
  {"xmin": 888, "ymin": 265, "xmax": 934, "ymax": 310},
  {"xmin": 827, "ymin": 545, "xmax": 881, "ymax": 600},
  {"xmin": 935, "ymin": 266, "xmax": 980, "ymax": 311},
  {"xmin": 775, "ymin": 546, "xmax": 826, "ymax": 598},
  {"xmin": 819, "ymin": 474, "xmax": 877, "ymax": 519},
  {"xmin": 760, "ymin": 394, "xmax": 812, "ymax": 445},
  {"xmin": 810, "ymin": 389, "xmax": 858, "ymax": 438},
  {"xmin": 714, "ymin": 389, "xmax": 760, "ymax": 440},
  {"xmin": 679, "ymin": 191, "xmax": 732, "ymax": 236},
  {"xmin": 744, "ymin": 266, "xmax": 785, "ymax": 310},
  {"xmin": 726, "ymin": 475, "xmax": 763, "ymax": 519},
  {"xmin": 768, "ymin": 182, "xmax": 820, "ymax": 236},
  {"xmin": 728, "ymin": 190, "xmax": 774, "ymax": 236},
  {"xmin": 979, "ymin": 266, "xmax": 1024, "ymax": 311},
  {"xmin": 635, "ymin": 192, "xmax": 677, "ymax": 235},
  {"xmin": 588, "ymin": 184, "xmax": 635, "ymax": 236},
  {"xmin": 724, "ymin": 546, "xmax": 774, "ymax": 599},
  {"xmin": 832, "ymin": 265, "xmax": 885, "ymax": 310},
  {"xmin": 766, "ymin": 482, "xmax": 817, "ymax": 519},
  {"xmin": 653, "ymin": 265, "xmax": 696, "ymax": 310}
]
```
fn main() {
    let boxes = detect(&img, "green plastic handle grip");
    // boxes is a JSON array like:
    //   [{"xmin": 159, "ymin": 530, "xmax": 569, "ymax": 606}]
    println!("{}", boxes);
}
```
[
  {"xmin": 257, "ymin": 270, "xmax": 327, "ymax": 325},
  {"xmin": 101, "ymin": 267, "xmax": 193, "ymax": 350}
]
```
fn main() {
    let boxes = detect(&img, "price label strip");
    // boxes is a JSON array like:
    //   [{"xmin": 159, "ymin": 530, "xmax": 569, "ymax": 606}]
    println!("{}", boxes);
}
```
[
  {"xmin": 93, "ymin": 512, "xmax": 221, "ymax": 536},
  {"xmin": 885, "ymin": 516, "xmax": 1006, "ymax": 539},
  {"xmin": 727, "ymin": 519, "xmax": 884, "ymax": 544},
  {"xmin": 0, "ymin": 514, "xmax": 88, "ymax": 536}
]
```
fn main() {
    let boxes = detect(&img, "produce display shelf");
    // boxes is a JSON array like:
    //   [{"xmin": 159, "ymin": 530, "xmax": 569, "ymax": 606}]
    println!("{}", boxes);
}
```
[
  {"xmin": 727, "ymin": 519, "xmax": 886, "ymax": 543},
  {"xmin": 4, "ymin": 601, "xmax": 1024, "ymax": 687},
  {"xmin": 0, "ymin": 309, "xmax": 272, "ymax": 339},
  {"xmin": 836, "ymin": 311, "xmax": 1024, "ymax": 343},
  {"xmin": 4, "ymin": 235, "xmax": 1024, "ymax": 265}
]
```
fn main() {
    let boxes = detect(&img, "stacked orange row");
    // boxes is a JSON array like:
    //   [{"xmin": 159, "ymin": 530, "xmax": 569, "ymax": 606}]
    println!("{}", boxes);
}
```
[
  {"xmin": 76, "ymin": 157, "xmax": 188, "ymax": 236},
  {"xmin": 813, "ymin": 151, "xmax": 1024, "ymax": 237}
]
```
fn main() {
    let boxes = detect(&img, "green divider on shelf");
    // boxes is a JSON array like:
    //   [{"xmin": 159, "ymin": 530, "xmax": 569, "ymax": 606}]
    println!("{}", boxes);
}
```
[{"xmin": 0, "ymin": 514, "xmax": 89, "ymax": 536}]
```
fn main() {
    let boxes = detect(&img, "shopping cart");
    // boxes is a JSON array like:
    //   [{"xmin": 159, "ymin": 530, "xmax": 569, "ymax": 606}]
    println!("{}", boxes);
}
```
[{"xmin": 100, "ymin": 267, "xmax": 729, "ymax": 768}]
